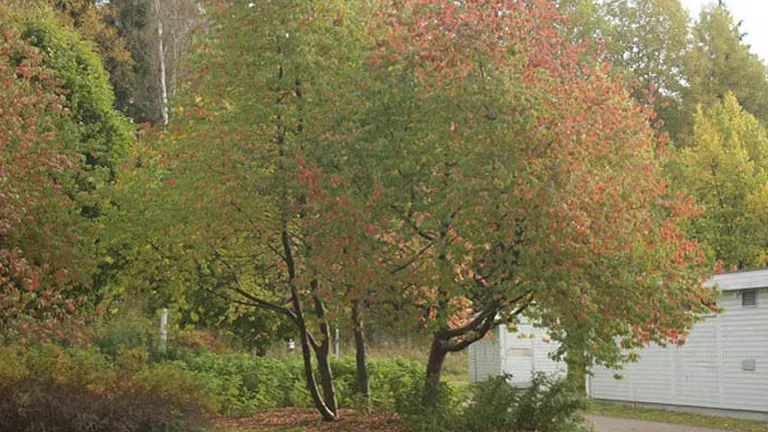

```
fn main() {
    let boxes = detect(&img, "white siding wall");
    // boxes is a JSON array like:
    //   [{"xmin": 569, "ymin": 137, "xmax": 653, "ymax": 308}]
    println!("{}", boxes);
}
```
[
  {"xmin": 591, "ymin": 288, "xmax": 768, "ymax": 413},
  {"xmin": 532, "ymin": 331, "xmax": 567, "ymax": 378},
  {"xmin": 721, "ymin": 289, "xmax": 768, "ymax": 412},
  {"xmin": 469, "ymin": 327, "xmax": 502, "ymax": 382},
  {"xmin": 502, "ymin": 324, "xmax": 537, "ymax": 385},
  {"xmin": 468, "ymin": 322, "xmax": 566, "ymax": 385},
  {"xmin": 502, "ymin": 323, "xmax": 566, "ymax": 385}
]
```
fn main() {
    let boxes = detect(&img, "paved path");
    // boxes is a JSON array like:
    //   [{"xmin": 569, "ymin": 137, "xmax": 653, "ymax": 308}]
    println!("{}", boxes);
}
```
[{"xmin": 588, "ymin": 415, "xmax": 727, "ymax": 432}]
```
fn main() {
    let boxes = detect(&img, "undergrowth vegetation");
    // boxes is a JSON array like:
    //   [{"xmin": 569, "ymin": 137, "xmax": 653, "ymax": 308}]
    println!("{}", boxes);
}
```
[
  {"xmin": 0, "ymin": 338, "xmax": 589, "ymax": 431},
  {"xmin": 0, "ymin": 341, "xmax": 428, "ymax": 424},
  {"xmin": 0, "ymin": 344, "xmax": 210, "ymax": 432},
  {"xmin": 395, "ymin": 374, "xmax": 589, "ymax": 432},
  {"xmin": 463, "ymin": 374, "xmax": 589, "ymax": 432},
  {"xmin": 179, "ymin": 352, "xmax": 425, "ymax": 416}
]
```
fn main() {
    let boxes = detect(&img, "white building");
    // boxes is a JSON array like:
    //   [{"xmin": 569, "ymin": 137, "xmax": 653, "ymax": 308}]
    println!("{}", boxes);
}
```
[
  {"xmin": 468, "ymin": 318, "xmax": 566, "ymax": 387},
  {"xmin": 468, "ymin": 269, "xmax": 768, "ymax": 419}
]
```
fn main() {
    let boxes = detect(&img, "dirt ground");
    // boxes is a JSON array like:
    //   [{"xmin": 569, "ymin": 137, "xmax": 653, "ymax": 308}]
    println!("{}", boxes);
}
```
[
  {"xmin": 219, "ymin": 408, "xmax": 730, "ymax": 432},
  {"xmin": 217, "ymin": 408, "xmax": 406, "ymax": 432}
]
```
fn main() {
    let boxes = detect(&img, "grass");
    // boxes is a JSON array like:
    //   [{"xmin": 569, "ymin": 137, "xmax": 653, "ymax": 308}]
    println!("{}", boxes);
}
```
[{"xmin": 590, "ymin": 401, "xmax": 768, "ymax": 432}]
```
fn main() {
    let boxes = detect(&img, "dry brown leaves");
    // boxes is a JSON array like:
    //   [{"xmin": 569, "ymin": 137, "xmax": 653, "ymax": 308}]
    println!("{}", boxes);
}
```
[{"xmin": 218, "ymin": 408, "xmax": 407, "ymax": 432}]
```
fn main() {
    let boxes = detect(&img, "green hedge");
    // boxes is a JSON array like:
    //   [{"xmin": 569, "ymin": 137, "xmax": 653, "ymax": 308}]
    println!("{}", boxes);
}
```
[
  {"xmin": 179, "ymin": 351, "xmax": 425, "ymax": 416},
  {"xmin": 331, "ymin": 356, "xmax": 425, "ymax": 411}
]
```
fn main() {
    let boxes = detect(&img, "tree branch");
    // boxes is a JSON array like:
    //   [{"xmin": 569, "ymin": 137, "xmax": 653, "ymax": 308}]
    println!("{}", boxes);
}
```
[
  {"xmin": 391, "ymin": 204, "xmax": 435, "ymax": 241},
  {"xmin": 389, "ymin": 242, "xmax": 435, "ymax": 275},
  {"xmin": 438, "ymin": 299, "xmax": 501, "ymax": 339}
]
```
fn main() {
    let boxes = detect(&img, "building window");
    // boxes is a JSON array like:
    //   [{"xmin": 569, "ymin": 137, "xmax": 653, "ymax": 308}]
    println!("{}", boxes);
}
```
[{"xmin": 742, "ymin": 290, "xmax": 757, "ymax": 308}]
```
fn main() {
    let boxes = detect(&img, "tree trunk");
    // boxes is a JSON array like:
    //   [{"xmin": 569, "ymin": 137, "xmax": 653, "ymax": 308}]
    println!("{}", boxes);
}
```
[
  {"xmin": 284, "ymin": 237, "xmax": 337, "ymax": 420},
  {"xmin": 565, "ymin": 354, "xmax": 587, "ymax": 393},
  {"xmin": 426, "ymin": 336, "xmax": 447, "ymax": 385},
  {"xmin": 424, "ymin": 335, "xmax": 448, "ymax": 406},
  {"xmin": 271, "ymin": 25, "xmax": 336, "ymax": 421},
  {"xmin": 169, "ymin": 0, "xmax": 179, "ymax": 98},
  {"xmin": 565, "ymin": 334, "xmax": 587, "ymax": 393},
  {"xmin": 351, "ymin": 300, "xmax": 370, "ymax": 412},
  {"xmin": 296, "ymin": 313, "xmax": 337, "ymax": 421},
  {"xmin": 154, "ymin": 0, "xmax": 169, "ymax": 125},
  {"xmin": 312, "ymin": 282, "xmax": 338, "ymax": 416},
  {"xmin": 314, "ymin": 337, "xmax": 338, "ymax": 416}
]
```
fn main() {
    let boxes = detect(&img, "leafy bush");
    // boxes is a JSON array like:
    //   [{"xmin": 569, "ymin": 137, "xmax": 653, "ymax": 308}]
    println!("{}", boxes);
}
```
[
  {"xmin": 182, "ymin": 351, "xmax": 307, "ymax": 415},
  {"xmin": 392, "ymin": 377, "xmax": 461, "ymax": 432},
  {"xmin": 91, "ymin": 308, "xmax": 158, "ymax": 359},
  {"xmin": 511, "ymin": 373, "xmax": 589, "ymax": 432},
  {"xmin": 461, "ymin": 373, "xmax": 589, "ymax": 432},
  {"xmin": 0, "ymin": 380, "xmax": 207, "ymax": 432},
  {"xmin": 1, "ymin": 341, "xmax": 588, "ymax": 431},
  {"xmin": 178, "ymin": 351, "xmax": 425, "ymax": 416},
  {"xmin": 5, "ymin": 341, "xmax": 588, "ymax": 432},
  {"xmin": 461, "ymin": 375, "xmax": 520, "ymax": 432},
  {"xmin": 172, "ymin": 327, "xmax": 237, "ymax": 354},
  {"xmin": 332, "ymin": 356, "xmax": 425, "ymax": 411},
  {"xmin": 0, "ymin": 345, "xmax": 210, "ymax": 432}
]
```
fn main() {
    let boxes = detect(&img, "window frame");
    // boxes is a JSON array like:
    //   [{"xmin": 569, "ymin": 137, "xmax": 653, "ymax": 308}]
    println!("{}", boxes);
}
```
[{"xmin": 741, "ymin": 289, "xmax": 758, "ymax": 308}]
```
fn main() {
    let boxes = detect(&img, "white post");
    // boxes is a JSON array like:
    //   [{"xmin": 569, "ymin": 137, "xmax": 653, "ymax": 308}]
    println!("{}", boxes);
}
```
[
  {"xmin": 334, "ymin": 327, "xmax": 340, "ymax": 359},
  {"xmin": 160, "ymin": 308, "xmax": 168, "ymax": 354},
  {"xmin": 154, "ymin": 0, "xmax": 169, "ymax": 126}
]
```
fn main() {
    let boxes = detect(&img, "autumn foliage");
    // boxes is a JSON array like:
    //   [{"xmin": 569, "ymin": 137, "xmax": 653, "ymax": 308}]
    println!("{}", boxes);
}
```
[
  {"xmin": 114, "ymin": 0, "xmax": 718, "ymax": 421},
  {"xmin": 6, "ymin": 0, "xmax": 768, "ymax": 429},
  {"xmin": 362, "ymin": 0, "xmax": 715, "ymax": 371},
  {"xmin": 0, "ymin": 26, "xmax": 87, "ymax": 340}
]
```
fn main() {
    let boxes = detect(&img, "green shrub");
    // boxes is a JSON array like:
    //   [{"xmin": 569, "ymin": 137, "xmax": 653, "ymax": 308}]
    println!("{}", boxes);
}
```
[
  {"xmin": 461, "ymin": 373, "xmax": 589, "ymax": 432},
  {"xmin": 0, "ymin": 345, "xmax": 210, "ymax": 432},
  {"xmin": 0, "ymin": 379, "xmax": 207, "ymax": 432},
  {"xmin": 134, "ymin": 361, "xmax": 229, "ymax": 413},
  {"xmin": 3, "ymin": 342, "xmax": 588, "ymax": 431},
  {"xmin": 392, "ymin": 377, "xmax": 461, "ymax": 432},
  {"xmin": 369, "ymin": 357, "xmax": 426, "ymax": 410},
  {"xmin": 181, "ymin": 351, "xmax": 304, "ymax": 415},
  {"xmin": 331, "ymin": 356, "xmax": 424, "ymax": 411},
  {"xmin": 511, "ymin": 373, "xmax": 589, "ymax": 432},
  {"xmin": 287, "ymin": 377, "xmax": 313, "ymax": 409},
  {"xmin": 178, "ymin": 351, "xmax": 425, "ymax": 416},
  {"xmin": 185, "ymin": 352, "xmax": 310, "ymax": 414},
  {"xmin": 461, "ymin": 375, "xmax": 520, "ymax": 432},
  {"xmin": 91, "ymin": 311, "xmax": 157, "ymax": 360}
]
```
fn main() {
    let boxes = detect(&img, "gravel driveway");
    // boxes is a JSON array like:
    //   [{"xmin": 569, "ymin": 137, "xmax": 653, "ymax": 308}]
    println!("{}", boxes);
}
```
[{"xmin": 588, "ymin": 415, "xmax": 727, "ymax": 432}]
